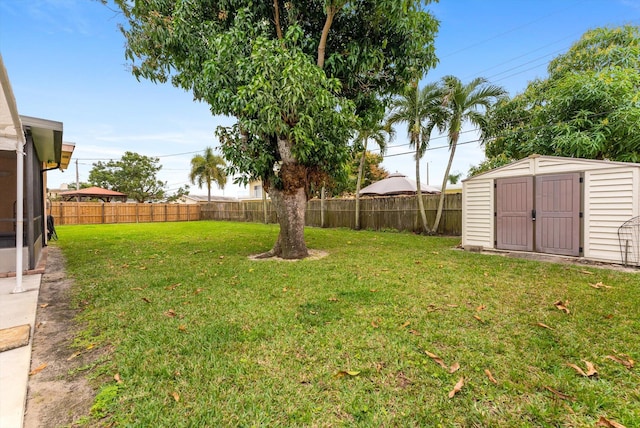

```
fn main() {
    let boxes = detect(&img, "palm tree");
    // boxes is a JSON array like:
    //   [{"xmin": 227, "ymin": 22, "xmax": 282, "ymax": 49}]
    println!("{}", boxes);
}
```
[
  {"xmin": 189, "ymin": 147, "xmax": 227, "ymax": 203},
  {"xmin": 354, "ymin": 120, "xmax": 391, "ymax": 230},
  {"xmin": 386, "ymin": 81, "xmax": 447, "ymax": 233},
  {"xmin": 431, "ymin": 76, "xmax": 506, "ymax": 233}
]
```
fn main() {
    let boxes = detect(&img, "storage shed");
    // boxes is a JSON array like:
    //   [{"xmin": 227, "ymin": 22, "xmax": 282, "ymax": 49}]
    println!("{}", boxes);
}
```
[{"xmin": 462, "ymin": 155, "xmax": 640, "ymax": 266}]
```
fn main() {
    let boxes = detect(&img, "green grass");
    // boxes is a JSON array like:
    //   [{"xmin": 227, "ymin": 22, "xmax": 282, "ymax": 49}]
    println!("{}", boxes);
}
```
[{"xmin": 55, "ymin": 221, "xmax": 639, "ymax": 427}]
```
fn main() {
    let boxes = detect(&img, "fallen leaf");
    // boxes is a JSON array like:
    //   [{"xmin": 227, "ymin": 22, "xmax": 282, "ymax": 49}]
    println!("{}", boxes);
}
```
[
  {"xmin": 369, "ymin": 289, "xmax": 378, "ymax": 292},
  {"xmin": 425, "ymin": 350, "xmax": 448, "ymax": 369},
  {"xmin": 282, "ymin": 287, "xmax": 288, "ymax": 292},
  {"xmin": 605, "ymin": 354, "xmax": 634, "ymax": 370},
  {"xmin": 448, "ymin": 377, "xmax": 464, "ymax": 398},
  {"xmin": 139, "ymin": 266, "xmax": 147, "ymax": 270},
  {"xmin": 142, "ymin": 297, "xmax": 151, "ymax": 304},
  {"xmin": 596, "ymin": 416, "xmax": 627, "ymax": 428},
  {"xmin": 544, "ymin": 386, "xmax": 574, "ymax": 401},
  {"xmin": 328, "ymin": 297, "xmax": 338, "ymax": 302},
  {"xmin": 408, "ymin": 329, "xmax": 421, "ymax": 336},
  {"xmin": 219, "ymin": 255, "xmax": 225, "ymax": 259},
  {"xmin": 194, "ymin": 288, "xmax": 204, "ymax": 294},
  {"xmin": 579, "ymin": 270, "xmax": 594, "ymax": 275},
  {"xmin": 334, "ymin": 370, "xmax": 360, "ymax": 378},
  {"xmin": 484, "ymin": 369, "xmax": 497, "ymax": 384},
  {"xmin": 114, "ymin": 373, "xmax": 123, "ymax": 384},
  {"xmin": 401, "ymin": 321, "xmax": 410, "ymax": 328},
  {"xmin": 476, "ymin": 304, "xmax": 486, "ymax": 311},
  {"xmin": 178, "ymin": 324, "xmax": 187, "ymax": 332},
  {"xmin": 171, "ymin": 391, "xmax": 180, "ymax": 402},
  {"xmin": 39, "ymin": 303, "xmax": 49, "ymax": 308},
  {"xmin": 536, "ymin": 322, "xmax": 554, "ymax": 330},
  {"xmin": 554, "ymin": 300, "xmax": 570, "ymax": 314},
  {"xmin": 371, "ymin": 320, "xmax": 379, "ymax": 328},
  {"xmin": 131, "ymin": 287, "xmax": 144, "ymax": 291},
  {"xmin": 414, "ymin": 261, "xmax": 421, "ymax": 264},
  {"xmin": 449, "ymin": 362, "xmax": 460, "ymax": 373},
  {"xmin": 473, "ymin": 315, "xmax": 484, "ymax": 323},
  {"xmin": 584, "ymin": 360, "xmax": 598, "ymax": 376},
  {"xmin": 67, "ymin": 351, "xmax": 82, "ymax": 361},
  {"xmin": 446, "ymin": 304, "xmax": 458, "ymax": 308},
  {"xmin": 165, "ymin": 283, "xmax": 181, "ymax": 290},
  {"xmin": 164, "ymin": 309, "xmax": 177, "ymax": 317},
  {"xmin": 29, "ymin": 363, "xmax": 47, "ymax": 376},
  {"xmin": 590, "ymin": 282, "xmax": 612, "ymax": 289},
  {"xmin": 566, "ymin": 360, "xmax": 598, "ymax": 377}
]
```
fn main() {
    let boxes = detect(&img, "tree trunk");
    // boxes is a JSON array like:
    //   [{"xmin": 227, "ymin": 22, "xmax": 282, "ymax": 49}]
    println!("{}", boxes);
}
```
[
  {"xmin": 431, "ymin": 137, "xmax": 458, "ymax": 234},
  {"xmin": 354, "ymin": 139, "xmax": 368, "ymax": 230},
  {"xmin": 207, "ymin": 182, "xmax": 211, "ymax": 203},
  {"xmin": 415, "ymin": 144, "xmax": 429, "ymax": 233},
  {"xmin": 267, "ymin": 186, "xmax": 309, "ymax": 259},
  {"xmin": 257, "ymin": 136, "xmax": 309, "ymax": 259}
]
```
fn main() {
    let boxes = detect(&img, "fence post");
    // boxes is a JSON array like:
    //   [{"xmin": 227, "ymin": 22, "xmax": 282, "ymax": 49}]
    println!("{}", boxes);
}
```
[{"xmin": 102, "ymin": 202, "xmax": 105, "ymax": 224}]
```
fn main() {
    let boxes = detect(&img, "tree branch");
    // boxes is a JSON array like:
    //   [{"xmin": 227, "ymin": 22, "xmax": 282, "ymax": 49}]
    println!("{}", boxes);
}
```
[
  {"xmin": 317, "ymin": 4, "xmax": 340, "ymax": 68},
  {"xmin": 273, "ymin": 0, "xmax": 283, "ymax": 40}
]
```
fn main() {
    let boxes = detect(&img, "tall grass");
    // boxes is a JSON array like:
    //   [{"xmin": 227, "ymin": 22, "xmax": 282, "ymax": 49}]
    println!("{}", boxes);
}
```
[{"xmin": 56, "ymin": 221, "xmax": 639, "ymax": 427}]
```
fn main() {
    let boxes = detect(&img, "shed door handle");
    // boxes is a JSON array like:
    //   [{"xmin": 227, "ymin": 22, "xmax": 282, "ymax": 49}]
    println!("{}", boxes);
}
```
[{"xmin": 532, "ymin": 209, "xmax": 536, "ymax": 221}]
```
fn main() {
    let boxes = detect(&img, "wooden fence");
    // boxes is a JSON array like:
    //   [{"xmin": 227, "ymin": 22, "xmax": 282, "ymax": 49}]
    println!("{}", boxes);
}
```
[
  {"xmin": 50, "ymin": 202, "xmax": 200, "ymax": 225},
  {"xmin": 201, "ymin": 193, "xmax": 462, "ymax": 235},
  {"xmin": 50, "ymin": 194, "xmax": 463, "ymax": 235}
]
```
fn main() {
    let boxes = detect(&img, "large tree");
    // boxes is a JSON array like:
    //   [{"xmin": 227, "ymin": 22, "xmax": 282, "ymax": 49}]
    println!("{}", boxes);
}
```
[
  {"xmin": 386, "ymin": 82, "xmax": 447, "ymax": 233},
  {"xmin": 476, "ymin": 25, "xmax": 640, "ymax": 174},
  {"xmin": 88, "ymin": 151, "xmax": 167, "ymax": 202},
  {"xmin": 432, "ymin": 76, "xmax": 504, "ymax": 233},
  {"xmin": 111, "ymin": 0, "xmax": 439, "ymax": 258},
  {"xmin": 189, "ymin": 147, "xmax": 227, "ymax": 203}
]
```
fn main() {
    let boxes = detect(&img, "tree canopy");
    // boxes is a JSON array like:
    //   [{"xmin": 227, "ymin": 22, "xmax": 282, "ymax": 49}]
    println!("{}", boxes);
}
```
[
  {"xmin": 111, "ymin": 0, "xmax": 440, "ymax": 258},
  {"xmin": 88, "ymin": 151, "xmax": 168, "ymax": 202},
  {"xmin": 476, "ymin": 25, "xmax": 640, "ymax": 175}
]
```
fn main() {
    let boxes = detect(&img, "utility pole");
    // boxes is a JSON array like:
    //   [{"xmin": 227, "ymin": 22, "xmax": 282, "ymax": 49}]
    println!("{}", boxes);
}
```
[{"xmin": 76, "ymin": 159, "xmax": 80, "ymax": 202}]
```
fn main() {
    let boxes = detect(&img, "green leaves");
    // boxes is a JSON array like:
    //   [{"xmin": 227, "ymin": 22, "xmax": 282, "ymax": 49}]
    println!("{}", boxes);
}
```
[{"xmin": 480, "ymin": 25, "xmax": 640, "ymax": 170}]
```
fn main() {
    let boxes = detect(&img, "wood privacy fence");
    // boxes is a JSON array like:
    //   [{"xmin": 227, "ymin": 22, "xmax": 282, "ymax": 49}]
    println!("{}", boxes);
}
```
[
  {"xmin": 201, "ymin": 193, "xmax": 462, "ymax": 235},
  {"xmin": 50, "ymin": 202, "xmax": 200, "ymax": 225},
  {"xmin": 50, "ymin": 194, "xmax": 462, "ymax": 235}
]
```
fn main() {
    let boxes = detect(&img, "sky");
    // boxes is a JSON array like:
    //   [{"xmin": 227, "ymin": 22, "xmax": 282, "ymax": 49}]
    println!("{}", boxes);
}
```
[{"xmin": 0, "ymin": 0, "xmax": 638, "ymax": 198}]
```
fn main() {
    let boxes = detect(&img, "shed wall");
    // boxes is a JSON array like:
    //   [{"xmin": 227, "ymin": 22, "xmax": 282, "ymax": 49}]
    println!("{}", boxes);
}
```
[
  {"xmin": 462, "ymin": 178, "xmax": 494, "ymax": 248},
  {"xmin": 584, "ymin": 167, "xmax": 639, "ymax": 263}
]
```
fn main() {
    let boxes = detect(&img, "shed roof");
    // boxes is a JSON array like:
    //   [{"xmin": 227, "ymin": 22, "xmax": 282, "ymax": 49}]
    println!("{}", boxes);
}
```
[{"xmin": 464, "ymin": 155, "xmax": 640, "ymax": 182}]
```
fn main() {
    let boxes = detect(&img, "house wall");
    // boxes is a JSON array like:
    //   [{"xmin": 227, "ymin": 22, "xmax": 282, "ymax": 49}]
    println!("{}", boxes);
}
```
[
  {"xmin": 0, "ymin": 153, "xmax": 16, "ymax": 234},
  {"xmin": 462, "ymin": 156, "xmax": 640, "ymax": 265}
]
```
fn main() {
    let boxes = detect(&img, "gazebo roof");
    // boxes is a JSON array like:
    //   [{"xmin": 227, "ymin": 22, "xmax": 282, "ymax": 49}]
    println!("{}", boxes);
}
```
[
  {"xmin": 359, "ymin": 173, "xmax": 441, "ymax": 196},
  {"xmin": 59, "ymin": 186, "xmax": 127, "ymax": 202}
]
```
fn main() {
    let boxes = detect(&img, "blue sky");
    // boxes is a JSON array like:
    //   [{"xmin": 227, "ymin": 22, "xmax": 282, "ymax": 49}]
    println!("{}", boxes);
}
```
[{"xmin": 1, "ymin": 0, "xmax": 638, "ymax": 197}]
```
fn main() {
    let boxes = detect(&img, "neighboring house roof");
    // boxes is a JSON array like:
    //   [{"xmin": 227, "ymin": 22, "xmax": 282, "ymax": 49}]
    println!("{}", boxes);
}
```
[
  {"xmin": 181, "ymin": 195, "xmax": 238, "ymax": 203},
  {"xmin": 59, "ymin": 186, "xmax": 127, "ymax": 202},
  {"xmin": 359, "ymin": 173, "xmax": 441, "ymax": 196}
]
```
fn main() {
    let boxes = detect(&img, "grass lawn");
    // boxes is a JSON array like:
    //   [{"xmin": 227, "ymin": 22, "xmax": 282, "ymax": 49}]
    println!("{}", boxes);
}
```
[{"xmin": 55, "ymin": 221, "xmax": 638, "ymax": 427}]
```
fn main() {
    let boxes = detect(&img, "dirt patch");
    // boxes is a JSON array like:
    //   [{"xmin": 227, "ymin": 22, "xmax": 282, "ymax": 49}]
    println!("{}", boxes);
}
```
[
  {"xmin": 248, "ymin": 249, "xmax": 329, "ymax": 261},
  {"xmin": 23, "ymin": 246, "xmax": 97, "ymax": 428}
]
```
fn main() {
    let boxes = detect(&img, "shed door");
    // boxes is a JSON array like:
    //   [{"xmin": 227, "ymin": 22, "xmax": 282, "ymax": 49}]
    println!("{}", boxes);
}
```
[
  {"xmin": 535, "ymin": 173, "xmax": 581, "ymax": 256},
  {"xmin": 496, "ymin": 177, "xmax": 534, "ymax": 251}
]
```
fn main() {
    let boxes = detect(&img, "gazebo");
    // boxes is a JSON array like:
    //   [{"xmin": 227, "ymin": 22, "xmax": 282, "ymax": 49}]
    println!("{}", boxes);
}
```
[{"xmin": 59, "ymin": 186, "xmax": 127, "ymax": 202}]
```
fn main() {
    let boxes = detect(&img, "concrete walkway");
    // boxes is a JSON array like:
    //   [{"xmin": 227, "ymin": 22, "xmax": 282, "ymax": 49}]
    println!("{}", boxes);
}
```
[{"xmin": 0, "ymin": 274, "xmax": 42, "ymax": 428}]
